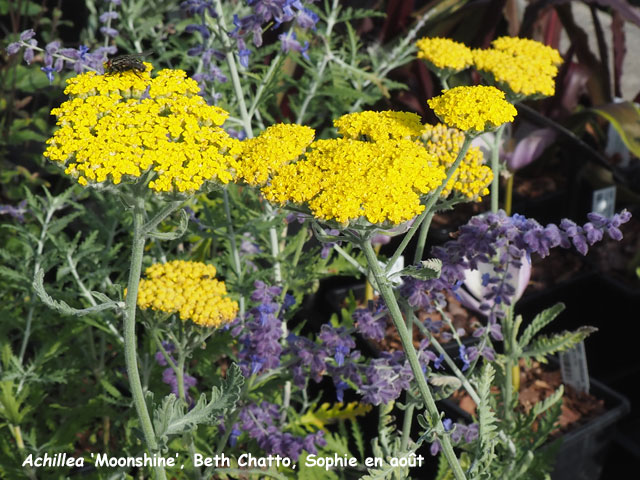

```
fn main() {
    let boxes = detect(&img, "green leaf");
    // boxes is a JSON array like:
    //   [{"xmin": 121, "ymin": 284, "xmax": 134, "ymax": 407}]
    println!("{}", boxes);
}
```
[
  {"xmin": 591, "ymin": 101, "xmax": 640, "ymax": 157},
  {"xmin": 394, "ymin": 259, "xmax": 442, "ymax": 280},
  {"xmin": 518, "ymin": 303, "xmax": 565, "ymax": 350},
  {"xmin": 524, "ymin": 327, "xmax": 597, "ymax": 363},
  {"xmin": 33, "ymin": 268, "xmax": 122, "ymax": 317},
  {"xmin": 476, "ymin": 363, "xmax": 498, "ymax": 448},
  {"xmin": 153, "ymin": 363, "xmax": 243, "ymax": 446}
]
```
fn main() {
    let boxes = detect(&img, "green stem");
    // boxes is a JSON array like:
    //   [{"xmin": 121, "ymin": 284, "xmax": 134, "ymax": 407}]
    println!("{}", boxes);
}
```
[
  {"xmin": 361, "ymin": 241, "xmax": 466, "ymax": 480},
  {"xmin": 400, "ymin": 302, "xmax": 416, "ymax": 451},
  {"xmin": 223, "ymin": 189, "xmax": 245, "ymax": 317},
  {"xmin": 295, "ymin": 0, "xmax": 340, "ymax": 124},
  {"xmin": 490, "ymin": 125, "xmax": 506, "ymax": 213},
  {"xmin": 387, "ymin": 136, "xmax": 473, "ymax": 272},
  {"xmin": 413, "ymin": 317, "xmax": 481, "ymax": 405},
  {"xmin": 413, "ymin": 211, "xmax": 434, "ymax": 264},
  {"xmin": 125, "ymin": 198, "xmax": 166, "ymax": 480}
]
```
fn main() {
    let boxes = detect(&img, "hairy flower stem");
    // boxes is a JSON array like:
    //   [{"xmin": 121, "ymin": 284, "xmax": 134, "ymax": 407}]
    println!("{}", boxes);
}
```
[
  {"xmin": 125, "ymin": 199, "xmax": 166, "ymax": 480},
  {"xmin": 400, "ymin": 303, "xmax": 416, "ymax": 452},
  {"xmin": 361, "ymin": 241, "xmax": 466, "ymax": 480},
  {"xmin": 413, "ymin": 211, "xmax": 434, "ymax": 264},
  {"xmin": 387, "ymin": 136, "xmax": 472, "ymax": 272},
  {"xmin": 412, "ymin": 317, "xmax": 481, "ymax": 405},
  {"xmin": 490, "ymin": 124, "xmax": 506, "ymax": 213}
]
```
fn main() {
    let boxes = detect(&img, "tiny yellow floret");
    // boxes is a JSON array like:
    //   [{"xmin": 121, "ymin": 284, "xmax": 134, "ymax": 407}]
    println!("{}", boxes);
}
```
[
  {"xmin": 427, "ymin": 86, "xmax": 517, "ymax": 133},
  {"xmin": 137, "ymin": 260, "xmax": 238, "ymax": 327}
]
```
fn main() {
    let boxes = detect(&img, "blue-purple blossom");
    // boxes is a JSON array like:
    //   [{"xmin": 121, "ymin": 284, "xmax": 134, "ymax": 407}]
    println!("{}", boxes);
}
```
[
  {"xmin": 278, "ymin": 31, "xmax": 309, "ymax": 59},
  {"xmin": 353, "ymin": 305, "xmax": 386, "ymax": 341},
  {"xmin": 0, "ymin": 200, "xmax": 27, "ymax": 222},
  {"xmin": 41, "ymin": 66, "xmax": 55, "ymax": 83},
  {"xmin": 20, "ymin": 29, "xmax": 36, "ymax": 41},
  {"xmin": 234, "ymin": 401, "xmax": 326, "ymax": 460},
  {"xmin": 181, "ymin": 0, "xmax": 216, "ymax": 16},
  {"xmin": 319, "ymin": 325, "xmax": 356, "ymax": 367},
  {"xmin": 100, "ymin": 26, "xmax": 119, "ymax": 38},
  {"xmin": 232, "ymin": 281, "xmax": 284, "ymax": 376},
  {"xmin": 23, "ymin": 40, "xmax": 37, "ymax": 64},
  {"xmin": 99, "ymin": 11, "xmax": 119, "ymax": 22}
]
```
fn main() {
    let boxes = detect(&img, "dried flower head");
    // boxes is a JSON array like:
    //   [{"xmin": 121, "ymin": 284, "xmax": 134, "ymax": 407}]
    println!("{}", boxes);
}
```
[{"xmin": 137, "ymin": 260, "xmax": 238, "ymax": 327}]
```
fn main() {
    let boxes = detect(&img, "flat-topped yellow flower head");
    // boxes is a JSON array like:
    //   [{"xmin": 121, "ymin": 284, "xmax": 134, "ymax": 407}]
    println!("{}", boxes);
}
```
[
  {"xmin": 137, "ymin": 260, "xmax": 238, "ymax": 328},
  {"xmin": 334, "ymin": 111, "xmax": 424, "ymax": 142},
  {"xmin": 415, "ymin": 37, "xmax": 474, "ymax": 73},
  {"xmin": 236, "ymin": 123, "xmax": 315, "ymax": 186},
  {"xmin": 422, "ymin": 123, "xmax": 493, "ymax": 200},
  {"xmin": 260, "ymin": 111, "xmax": 450, "ymax": 226},
  {"xmin": 473, "ymin": 36, "xmax": 562, "ymax": 99},
  {"xmin": 427, "ymin": 86, "xmax": 517, "ymax": 133},
  {"xmin": 44, "ymin": 65, "xmax": 241, "ymax": 193},
  {"xmin": 491, "ymin": 36, "xmax": 563, "ymax": 67}
]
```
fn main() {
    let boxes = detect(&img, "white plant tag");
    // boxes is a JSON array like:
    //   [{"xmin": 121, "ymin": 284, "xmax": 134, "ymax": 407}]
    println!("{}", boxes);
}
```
[
  {"xmin": 379, "ymin": 255, "xmax": 404, "ymax": 287},
  {"xmin": 591, "ymin": 186, "xmax": 616, "ymax": 219},
  {"xmin": 559, "ymin": 341, "xmax": 590, "ymax": 393}
]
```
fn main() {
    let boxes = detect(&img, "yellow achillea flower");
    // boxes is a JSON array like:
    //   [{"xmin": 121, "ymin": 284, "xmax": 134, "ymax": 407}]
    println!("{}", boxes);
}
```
[
  {"xmin": 237, "ymin": 123, "xmax": 315, "ymax": 186},
  {"xmin": 44, "ymin": 64, "xmax": 241, "ymax": 193},
  {"xmin": 415, "ymin": 37, "xmax": 474, "ymax": 72},
  {"xmin": 137, "ymin": 260, "xmax": 238, "ymax": 328},
  {"xmin": 422, "ymin": 124, "xmax": 493, "ymax": 200},
  {"xmin": 263, "ymin": 136, "xmax": 447, "ymax": 225},
  {"xmin": 473, "ymin": 37, "xmax": 562, "ymax": 98},
  {"xmin": 334, "ymin": 111, "xmax": 424, "ymax": 142},
  {"xmin": 491, "ymin": 36, "xmax": 563, "ymax": 67},
  {"xmin": 427, "ymin": 86, "xmax": 517, "ymax": 133}
]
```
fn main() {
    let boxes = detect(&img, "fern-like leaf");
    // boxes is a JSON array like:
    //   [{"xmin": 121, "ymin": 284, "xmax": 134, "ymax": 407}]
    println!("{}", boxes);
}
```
[
  {"xmin": 518, "ymin": 303, "xmax": 565, "ymax": 350},
  {"xmin": 524, "ymin": 327, "xmax": 597, "ymax": 363},
  {"xmin": 297, "ymin": 401, "xmax": 372, "ymax": 431},
  {"xmin": 153, "ymin": 363, "xmax": 243, "ymax": 447}
]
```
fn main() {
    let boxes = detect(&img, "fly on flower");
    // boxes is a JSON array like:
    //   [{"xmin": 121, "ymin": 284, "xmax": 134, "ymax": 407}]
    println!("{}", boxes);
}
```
[{"xmin": 104, "ymin": 50, "xmax": 152, "ymax": 76}]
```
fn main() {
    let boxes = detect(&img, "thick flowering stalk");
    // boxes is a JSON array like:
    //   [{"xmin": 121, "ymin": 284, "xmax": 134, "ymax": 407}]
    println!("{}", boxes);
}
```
[
  {"xmin": 360, "ymin": 239, "xmax": 467, "ymax": 480},
  {"xmin": 41, "ymin": 65, "xmax": 242, "ymax": 478}
]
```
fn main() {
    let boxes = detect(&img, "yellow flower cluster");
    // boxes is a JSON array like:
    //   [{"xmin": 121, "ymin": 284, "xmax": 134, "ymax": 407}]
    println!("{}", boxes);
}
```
[
  {"xmin": 422, "ymin": 124, "xmax": 493, "ymax": 200},
  {"xmin": 333, "ymin": 111, "xmax": 424, "ymax": 142},
  {"xmin": 491, "ymin": 36, "xmax": 563, "ymax": 66},
  {"xmin": 44, "ymin": 65, "xmax": 241, "ymax": 193},
  {"xmin": 427, "ymin": 86, "xmax": 517, "ymax": 133},
  {"xmin": 137, "ymin": 260, "xmax": 238, "ymax": 328},
  {"xmin": 473, "ymin": 36, "xmax": 562, "ymax": 98},
  {"xmin": 415, "ymin": 37, "xmax": 474, "ymax": 72},
  {"xmin": 237, "ymin": 123, "xmax": 315, "ymax": 186},
  {"xmin": 262, "ymin": 111, "xmax": 448, "ymax": 225}
]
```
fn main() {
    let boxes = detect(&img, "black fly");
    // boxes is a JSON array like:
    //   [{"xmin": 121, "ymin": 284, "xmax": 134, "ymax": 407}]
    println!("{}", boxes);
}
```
[{"xmin": 104, "ymin": 51, "xmax": 152, "ymax": 76}]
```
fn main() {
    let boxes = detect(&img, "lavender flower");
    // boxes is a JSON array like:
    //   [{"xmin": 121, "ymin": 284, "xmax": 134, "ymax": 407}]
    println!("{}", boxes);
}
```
[
  {"xmin": 0, "ymin": 200, "xmax": 28, "ymax": 222},
  {"xmin": 234, "ymin": 401, "xmax": 326, "ymax": 460},
  {"xmin": 232, "ymin": 281, "xmax": 284, "ymax": 376},
  {"xmin": 353, "ymin": 305, "xmax": 386, "ymax": 341}
]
